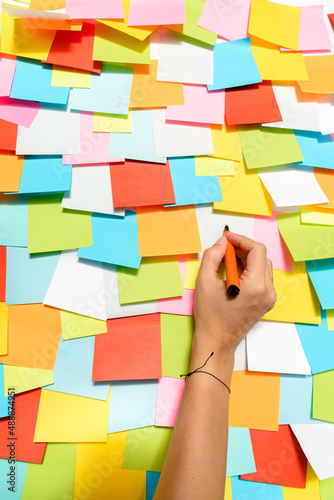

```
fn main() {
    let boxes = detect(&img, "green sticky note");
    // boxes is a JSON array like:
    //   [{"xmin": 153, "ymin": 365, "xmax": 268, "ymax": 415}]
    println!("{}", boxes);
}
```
[
  {"xmin": 238, "ymin": 126, "xmax": 303, "ymax": 169},
  {"xmin": 93, "ymin": 23, "xmax": 151, "ymax": 64},
  {"xmin": 277, "ymin": 212, "xmax": 334, "ymax": 262},
  {"xmin": 117, "ymin": 257, "xmax": 183, "ymax": 305},
  {"xmin": 321, "ymin": 476, "xmax": 334, "ymax": 500},
  {"xmin": 123, "ymin": 426, "xmax": 173, "ymax": 472},
  {"xmin": 61, "ymin": 310, "xmax": 107, "ymax": 340},
  {"xmin": 170, "ymin": 0, "xmax": 217, "ymax": 46},
  {"xmin": 161, "ymin": 313, "xmax": 194, "ymax": 377},
  {"xmin": 313, "ymin": 370, "xmax": 334, "ymax": 423},
  {"xmin": 326, "ymin": 309, "xmax": 334, "ymax": 331},
  {"xmin": 22, "ymin": 444, "xmax": 76, "ymax": 500},
  {"xmin": 28, "ymin": 194, "xmax": 93, "ymax": 253}
]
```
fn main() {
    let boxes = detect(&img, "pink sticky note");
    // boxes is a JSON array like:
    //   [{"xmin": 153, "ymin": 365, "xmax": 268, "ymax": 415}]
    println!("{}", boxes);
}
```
[
  {"xmin": 62, "ymin": 112, "xmax": 123, "ymax": 165},
  {"xmin": 198, "ymin": 0, "xmax": 251, "ymax": 41},
  {"xmin": 155, "ymin": 377, "xmax": 185, "ymax": 427},
  {"xmin": 157, "ymin": 289, "xmax": 195, "ymax": 316},
  {"xmin": 128, "ymin": 0, "xmax": 185, "ymax": 26},
  {"xmin": 166, "ymin": 84, "xmax": 225, "ymax": 125},
  {"xmin": 253, "ymin": 212, "xmax": 293, "ymax": 272},
  {"xmin": 0, "ymin": 56, "xmax": 16, "ymax": 97},
  {"xmin": 0, "ymin": 97, "xmax": 41, "ymax": 128},
  {"xmin": 65, "ymin": 0, "xmax": 124, "ymax": 19},
  {"xmin": 298, "ymin": 5, "xmax": 332, "ymax": 52}
]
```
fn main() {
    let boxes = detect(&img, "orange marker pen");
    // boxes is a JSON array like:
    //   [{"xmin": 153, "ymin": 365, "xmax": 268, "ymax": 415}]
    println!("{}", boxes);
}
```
[{"xmin": 223, "ymin": 225, "xmax": 240, "ymax": 297}]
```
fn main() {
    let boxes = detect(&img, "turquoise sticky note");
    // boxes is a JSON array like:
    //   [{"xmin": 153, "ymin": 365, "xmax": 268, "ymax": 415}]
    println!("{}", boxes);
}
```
[
  {"xmin": 108, "ymin": 380, "xmax": 158, "ymax": 433},
  {"xmin": 44, "ymin": 336, "xmax": 110, "ymax": 401},
  {"xmin": 208, "ymin": 38, "xmax": 262, "ymax": 91},
  {"xmin": 6, "ymin": 247, "xmax": 60, "ymax": 305},
  {"xmin": 306, "ymin": 259, "xmax": 334, "ymax": 309},
  {"xmin": 0, "ymin": 458, "xmax": 28, "ymax": 500},
  {"xmin": 226, "ymin": 427, "xmax": 256, "ymax": 477},
  {"xmin": 18, "ymin": 156, "xmax": 72, "ymax": 195},
  {"xmin": 77, "ymin": 210, "xmax": 141, "ymax": 269},
  {"xmin": 167, "ymin": 157, "xmax": 222, "ymax": 206},
  {"xmin": 231, "ymin": 476, "xmax": 283, "ymax": 500},
  {"xmin": 279, "ymin": 375, "xmax": 317, "ymax": 425},
  {"xmin": 108, "ymin": 109, "xmax": 166, "ymax": 164},
  {"xmin": 294, "ymin": 131, "xmax": 334, "ymax": 169},
  {"xmin": 0, "ymin": 365, "xmax": 7, "ymax": 418},
  {"xmin": 146, "ymin": 471, "xmax": 160, "ymax": 500},
  {"xmin": 0, "ymin": 195, "xmax": 27, "ymax": 247},
  {"xmin": 70, "ymin": 63, "xmax": 133, "ymax": 115},
  {"xmin": 10, "ymin": 58, "xmax": 69, "ymax": 106}
]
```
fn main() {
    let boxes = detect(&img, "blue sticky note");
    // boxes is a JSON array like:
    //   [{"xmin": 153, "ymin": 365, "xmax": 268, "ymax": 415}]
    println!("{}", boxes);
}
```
[
  {"xmin": 6, "ymin": 247, "xmax": 60, "ymax": 305},
  {"xmin": 231, "ymin": 476, "xmax": 283, "ymax": 500},
  {"xmin": 70, "ymin": 64, "xmax": 133, "ymax": 115},
  {"xmin": 77, "ymin": 211, "xmax": 141, "ymax": 269},
  {"xmin": 226, "ymin": 427, "xmax": 256, "ymax": 477},
  {"xmin": 0, "ymin": 365, "xmax": 8, "ymax": 419},
  {"xmin": 0, "ymin": 458, "xmax": 28, "ymax": 500},
  {"xmin": 306, "ymin": 259, "xmax": 334, "ymax": 310},
  {"xmin": 279, "ymin": 374, "xmax": 318, "ymax": 424},
  {"xmin": 108, "ymin": 109, "xmax": 166, "ymax": 164},
  {"xmin": 17, "ymin": 156, "xmax": 72, "ymax": 195},
  {"xmin": 208, "ymin": 38, "xmax": 262, "ymax": 91},
  {"xmin": 108, "ymin": 380, "xmax": 158, "ymax": 433},
  {"xmin": 168, "ymin": 157, "xmax": 222, "ymax": 206},
  {"xmin": 44, "ymin": 336, "xmax": 110, "ymax": 401},
  {"xmin": 146, "ymin": 472, "xmax": 160, "ymax": 500},
  {"xmin": 10, "ymin": 58, "xmax": 70, "ymax": 105},
  {"xmin": 0, "ymin": 195, "xmax": 27, "ymax": 247},
  {"xmin": 294, "ymin": 131, "xmax": 334, "ymax": 169}
]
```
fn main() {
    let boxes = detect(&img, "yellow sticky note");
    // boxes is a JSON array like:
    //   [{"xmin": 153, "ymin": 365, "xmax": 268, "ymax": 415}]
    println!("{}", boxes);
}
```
[
  {"xmin": 30, "ymin": 0, "xmax": 66, "ymax": 8},
  {"xmin": 184, "ymin": 258, "xmax": 201, "ymax": 290},
  {"xmin": 75, "ymin": 432, "xmax": 146, "ymax": 500},
  {"xmin": 0, "ymin": 153, "xmax": 24, "ymax": 192},
  {"xmin": 0, "ymin": 303, "xmax": 8, "ymax": 355},
  {"xmin": 195, "ymin": 157, "xmax": 235, "ymax": 176},
  {"xmin": 169, "ymin": 0, "xmax": 217, "ymax": 46},
  {"xmin": 249, "ymin": 0, "xmax": 301, "ymax": 50},
  {"xmin": 61, "ymin": 310, "xmax": 107, "ymax": 340},
  {"xmin": 301, "ymin": 206, "xmax": 334, "ymax": 227},
  {"xmin": 250, "ymin": 37, "xmax": 308, "ymax": 81},
  {"xmin": 225, "ymin": 478, "xmax": 232, "ymax": 500},
  {"xmin": 3, "ymin": 365, "xmax": 54, "ymax": 395},
  {"xmin": 313, "ymin": 370, "xmax": 334, "ymax": 423},
  {"xmin": 263, "ymin": 262, "xmax": 321, "ymax": 324},
  {"xmin": 283, "ymin": 463, "xmax": 320, "ymax": 500},
  {"xmin": 51, "ymin": 66, "xmax": 91, "ymax": 88},
  {"xmin": 34, "ymin": 389, "xmax": 110, "ymax": 442},
  {"xmin": 214, "ymin": 160, "xmax": 272, "ymax": 216},
  {"xmin": 210, "ymin": 123, "xmax": 242, "ymax": 162},
  {"xmin": 93, "ymin": 110, "xmax": 132, "ymax": 133}
]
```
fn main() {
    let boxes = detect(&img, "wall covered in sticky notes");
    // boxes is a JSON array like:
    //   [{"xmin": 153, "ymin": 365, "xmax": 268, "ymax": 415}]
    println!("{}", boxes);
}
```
[{"xmin": 1, "ymin": 0, "xmax": 334, "ymax": 498}]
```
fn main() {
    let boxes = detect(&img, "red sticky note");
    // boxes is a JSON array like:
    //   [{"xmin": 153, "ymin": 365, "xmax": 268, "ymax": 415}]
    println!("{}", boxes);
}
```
[
  {"xmin": 0, "ymin": 247, "xmax": 5, "ymax": 301},
  {"xmin": 109, "ymin": 160, "xmax": 176, "ymax": 207},
  {"xmin": 45, "ymin": 23, "xmax": 102, "ymax": 74},
  {"xmin": 225, "ymin": 81, "xmax": 282, "ymax": 126},
  {"xmin": 240, "ymin": 425, "xmax": 308, "ymax": 488},
  {"xmin": 0, "ymin": 120, "xmax": 18, "ymax": 151},
  {"xmin": 93, "ymin": 314, "xmax": 162, "ymax": 381},
  {"xmin": 0, "ymin": 389, "xmax": 46, "ymax": 463},
  {"xmin": 328, "ymin": 13, "xmax": 334, "ymax": 27}
]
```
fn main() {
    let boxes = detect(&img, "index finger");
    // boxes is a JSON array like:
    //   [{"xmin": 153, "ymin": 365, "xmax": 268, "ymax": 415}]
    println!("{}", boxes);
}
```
[{"xmin": 227, "ymin": 232, "xmax": 267, "ymax": 280}]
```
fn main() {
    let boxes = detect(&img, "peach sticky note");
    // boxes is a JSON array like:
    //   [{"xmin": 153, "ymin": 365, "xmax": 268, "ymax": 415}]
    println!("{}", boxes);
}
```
[
  {"xmin": 298, "ymin": 56, "xmax": 334, "ymax": 94},
  {"xmin": 0, "ymin": 302, "xmax": 8, "ymax": 355},
  {"xmin": 313, "ymin": 168, "xmax": 334, "ymax": 209},
  {"xmin": 0, "ymin": 152, "xmax": 24, "ymax": 193}
]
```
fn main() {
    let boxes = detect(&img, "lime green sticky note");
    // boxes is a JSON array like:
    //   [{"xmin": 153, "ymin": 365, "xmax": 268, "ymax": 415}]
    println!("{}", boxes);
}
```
[
  {"xmin": 277, "ymin": 212, "xmax": 334, "ymax": 262},
  {"xmin": 123, "ymin": 426, "xmax": 173, "ymax": 472},
  {"xmin": 321, "ymin": 476, "xmax": 334, "ymax": 500},
  {"xmin": 238, "ymin": 126, "xmax": 303, "ymax": 169},
  {"xmin": 117, "ymin": 257, "xmax": 183, "ymax": 305},
  {"xmin": 61, "ymin": 310, "xmax": 107, "ymax": 340},
  {"xmin": 93, "ymin": 23, "xmax": 151, "ymax": 64},
  {"xmin": 161, "ymin": 313, "xmax": 194, "ymax": 377},
  {"xmin": 170, "ymin": 0, "xmax": 217, "ymax": 46},
  {"xmin": 313, "ymin": 370, "xmax": 334, "ymax": 423},
  {"xmin": 195, "ymin": 156, "xmax": 235, "ymax": 176},
  {"xmin": 93, "ymin": 110, "xmax": 132, "ymax": 133},
  {"xmin": 51, "ymin": 66, "xmax": 91, "ymax": 89},
  {"xmin": 326, "ymin": 310, "xmax": 334, "ymax": 331},
  {"xmin": 3, "ymin": 365, "xmax": 54, "ymax": 395},
  {"xmin": 28, "ymin": 194, "xmax": 93, "ymax": 253},
  {"xmin": 22, "ymin": 444, "xmax": 76, "ymax": 500}
]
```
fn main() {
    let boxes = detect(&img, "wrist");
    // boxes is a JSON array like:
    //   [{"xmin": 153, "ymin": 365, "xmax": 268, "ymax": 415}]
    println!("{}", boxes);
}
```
[{"xmin": 190, "ymin": 335, "xmax": 235, "ymax": 384}]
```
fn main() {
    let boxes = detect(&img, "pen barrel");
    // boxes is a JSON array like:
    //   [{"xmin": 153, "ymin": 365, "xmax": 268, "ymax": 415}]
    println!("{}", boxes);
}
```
[{"xmin": 225, "ymin": 240, "xmax": 240, "ymax": 295}]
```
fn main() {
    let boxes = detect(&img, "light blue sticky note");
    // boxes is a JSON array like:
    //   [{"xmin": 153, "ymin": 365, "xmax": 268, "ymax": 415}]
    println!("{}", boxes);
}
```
[
  {"xmin": 208, "ymin": 38, "xmax": 262, "ymax": 91},
  {"xmin": 167, "ymin": 157, "xmax": 222, "ymax": 206},
  {"xmin": 17, "ymin": 156, "xmax": 72, "ymax": 195},
  {"xmin": 146, "ymin": 472, "xmax": 160, "ymax": 500},
  {"xmin": 294, "ymin": 131, "xmax": 334, "ymax": 169},
  {"xmin": 44, "ymin": 335, "xmax": 110, "ymax": 401},
  {"xmin": 279, "ymin": 374, "xmax": 318, "ymax": 424},
  {"xmin": 0, "ymin": 195, "xmax": 27, "ymax": 247},
  {"xmin": 231, "ymin": 476, "xmax": 283, "ymax": 500},
  {"xmin": 70, "ymin": 63, "xmax": 133, "ymax": 115},
  {"xmin": 0, "ymin": 365, "xmax": 8, "ymax": 419},
  {"xmin": 10, "ymin": 58, "xmax": 70, "ymax": 106},
  {"xmin": 0, "ymin": 458, "xmax": 28, "ymax": 500},
  {"xmin": 77, "ymin": 210, "xmax": 141, "ymax": 269},
  {"xmin": 108, "ymin": 380, "xmax": 158, "ymax": 433},
  {"xmin": 6, "ymin": 247, "xmax": 60, "ymax": 305},
  {"xmin": 226, "ymin": 427, "xmax": 256, "ymax": 477},
  {"xmin": 108, "ymin": 109, "xmax": 166, "ymax": 164},
  {"xmin": 296, "ymin": 309, "xmax": 334, "ymax": 374},
  {"xmin": 306, "ymin": 259, "xmax": 334, "ymax": 310}
]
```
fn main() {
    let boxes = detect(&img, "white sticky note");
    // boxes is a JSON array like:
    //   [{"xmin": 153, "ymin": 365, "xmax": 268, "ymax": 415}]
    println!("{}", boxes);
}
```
[{"xmin": 317, "ymin": 95, "xmax": 334, "ymax": 136}]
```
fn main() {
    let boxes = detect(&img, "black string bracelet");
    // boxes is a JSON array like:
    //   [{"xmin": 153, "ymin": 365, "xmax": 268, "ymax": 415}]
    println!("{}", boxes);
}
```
[{"xmin": 180, "ymin": 352, "xmax": 231, "ymax": 393}]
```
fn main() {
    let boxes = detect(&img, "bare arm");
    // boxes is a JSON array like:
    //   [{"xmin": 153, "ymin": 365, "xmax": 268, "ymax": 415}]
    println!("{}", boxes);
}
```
[{"xmin": 153, "ymin": 232, "xmax": 276, "ymax": 500}]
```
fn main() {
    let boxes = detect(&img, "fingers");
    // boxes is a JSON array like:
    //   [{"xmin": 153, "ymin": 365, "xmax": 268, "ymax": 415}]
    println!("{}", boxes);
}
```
[
  {"xmin": 267, "ymin": 259, "xmax": 273, "ymax": 282},
  {"xmin": 227, "ymin": 232, "xmax": 267, "ymax": 281},
  {"xmin": 197, "ymin": 237, "xmax": 227, "ymax": 281}
]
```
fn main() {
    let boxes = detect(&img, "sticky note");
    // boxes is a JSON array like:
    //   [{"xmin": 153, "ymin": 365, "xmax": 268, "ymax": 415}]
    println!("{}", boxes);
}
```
[
  {"xmin": 226, "ymin": 427, "xmax": 256, "ymax": 477},
  {"xmin": 0, "ymin": 97, "xmax": 41, "ymax": 128},
  {"xmin": 93, "ymin": 110, "xmax": 132, "ymax": 133},
  {"xmin": 283, "ymin": 463, "xmax": 320, "ymax": 500},
  {"xmin": 146, "ymin": 472, "xmax": 161, "ymax": 500},
  {"xmin": 0, "ymin": 248, "xmax": 5, "ymax": 302},
  {"xmin": 300, "ymin": 206, "xmax": 334, "ymax": 226},
  {"xmin": 298, "ymin": 5, "xmax": 332, "ymax": 52},
  {"xmin": 0, "ymin": 459, "xmax": 27, "ymax": 500},
  {"xmin": 0, "ymin": 195, "xmax": 27, "ymax": 247},
  {"xmin": 161, "ymin": 314, "xmax": 194, "ymax": 378},
  {"xmin": 0, "ymin": 152, "xmax": 24, "ymax": 193},
  {"xmin": 313, "ymin": 168, "xmax": 334, "ymax": 209},
  {"xmin": 51, "ymin": 65, "xmax": 91, "ymax": 88},
  {"xmin": 321, "ymin": 475, "xmax": 334, "ymax": 500},
  {"xmin": 306, "ymin": 259, "xmax": 334, "ymax": 310},
  {"xmin": 169, "ymin": 0, "xmax": 217, "ymax": 46},
  {"xmin": 99, "ymin": 0, "xmax": 155, "ymax": 41},
  {"xmin": 208, "ymin": 38, "xmax": 262, "ymax": 91},
  {"xmin": 3, "ymin": 366, "xmax": 54, "ymax": 395},
  {"xmin": 231, "ymin": 476, "xmax": 283, "ymax": 500},
  {"xmin": 313, "ymin": 370, "xmax": 334, "ymax": 423},
  {"xmin": 298, "ymin": 56, "xmax": 334, "ymax": 94},
  {"xmin": 0, "ymin": 366, "xmax": 7, "ymax": 418},
  {"xmin": 17, "ymin": 156, "xmax": 71, "ymax": 195},
  {"xmin": 294, "ymin": 131, "xmax": 334, "ymax": 170},
  {"xmin": 0, "ymin": 55, "xmax": 16, "ymax": 97},
  {"xmin": 61, "ymin": 310, "xmax": 107, "ymax": 340},
  {"xmin": 0, "ymin": 118, "xmax": 17, "ymax": 151},
  {"xmin": 0, "ymin": 303, "xmax": 8, "ymax": 355},
  {"xmin": 199, "ymin": 0, "xmax": 251, "ymax": 41},
  {"xmin": 155, "ymin": 377, "xmax": 185, "ymax": 427},
  {"xmin": 279, "ymin": 375, "xmax": 316, "ymax": 425},
  {"xmin": 195, "ymin": 156, "xmax": 235, "ymax": 176},
  {"xmin": 128, "ymin": 0, "xmax": 185, "ymax": 26},
  {"xmin": 65, "ymin": 0, "xmax": 124, "ymax": 19},
  {"xmin": 210, "ymin": 123, "xmax": 242, "ymax": 161},
  {"xmin": 123, "ymin": 426, "xmax": 173, "ymax": 472}
]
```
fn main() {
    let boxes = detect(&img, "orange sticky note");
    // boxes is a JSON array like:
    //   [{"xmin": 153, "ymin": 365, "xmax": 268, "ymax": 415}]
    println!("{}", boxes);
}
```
[
  {"xmin": 298, "ymin": 56, "xmax": 334, "ymax": 94},
  {"xmin": 22, "ymin": 19, "xmax": 83, "ymax": 31},
  {"xmin": 0, "ymin": 152, "xmax": 24, "ymax": 192},
  {"xmin": 0, "ymin": 120, "xmax": 18, "ymax": 151},
  {"xmin": 129, "ymin": 60, "xmax": 184, "ymax": 108},
  {"xmin": 0, "ymin": 304, "xmax": 62, "ymax": 370},
  {"xmin": 210, "ymin": 123, "xmax": 242, "ymax": 162},
  {"xmin": 313, "ymin": 168, "xmax": 334, "ymax": 209},
  {"xmin": 229, "ymin": 370, "xmax": 280, "ymax": 431},
  {"xmin": 137, "ymin": 205, "xmax": 202, "ymax": 257}
]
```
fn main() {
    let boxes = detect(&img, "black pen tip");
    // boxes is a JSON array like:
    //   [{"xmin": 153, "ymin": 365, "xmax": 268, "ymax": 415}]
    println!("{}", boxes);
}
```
[{"xmin": 224, "ymin": 225, "xmax": 229, "ymax": 232}]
